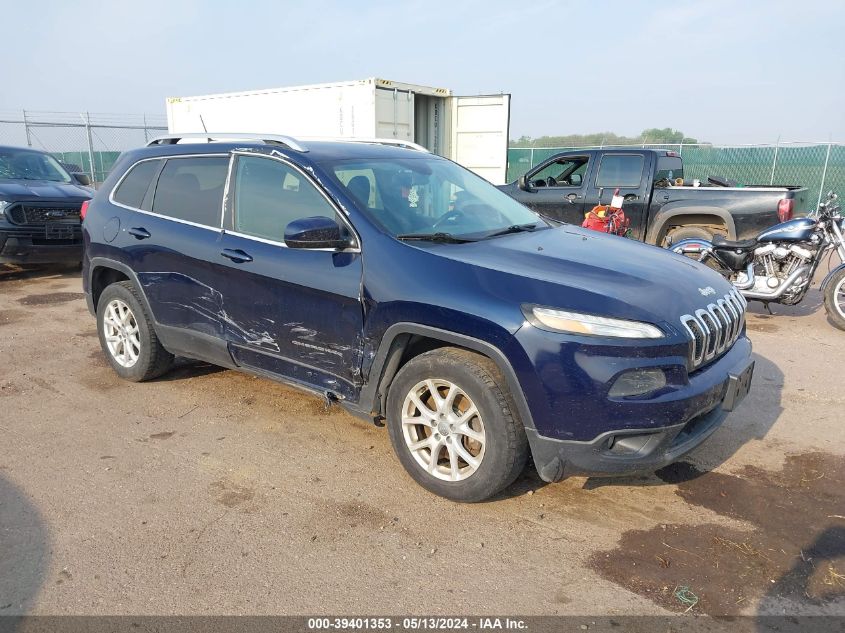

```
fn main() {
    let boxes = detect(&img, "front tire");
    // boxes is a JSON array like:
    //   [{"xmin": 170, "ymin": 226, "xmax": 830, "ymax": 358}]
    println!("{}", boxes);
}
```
[
  {"xmin": 97, "ymin": 281, "xmax": 174, "ymax": 381},
  {"xmin": 823, "ymin": 268, "xmax": 845, "ymax": 331},
  {"xmin": 386, "ymin": 348, "xmax": 528, "ymax": 502}
]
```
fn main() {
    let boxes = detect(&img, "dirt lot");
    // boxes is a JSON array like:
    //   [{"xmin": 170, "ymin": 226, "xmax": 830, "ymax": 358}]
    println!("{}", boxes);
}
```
[{"xmin": 1, "ymin": 264, "xmax": 843, "ymax": 617}]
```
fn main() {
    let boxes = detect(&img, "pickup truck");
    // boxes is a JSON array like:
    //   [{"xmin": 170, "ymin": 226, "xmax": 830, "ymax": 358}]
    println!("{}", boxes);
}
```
[
  {"xmin": 0, "ymin": 145, "xmax": 92, "ymax": 264},
  {"xmin": 499, "ymin": 148, "xmax": 808, "ymax": 245}
]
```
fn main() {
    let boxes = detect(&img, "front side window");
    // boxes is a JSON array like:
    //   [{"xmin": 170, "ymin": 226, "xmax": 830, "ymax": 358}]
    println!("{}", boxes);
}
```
[
  {"xmin": 233, "ymin": 155, "xmax": 343, "ymax": 243},
  {"xmin": 324, "ymin": 156, "xmax": 545, "ymax": 239},
  {"xmin": 0, "ymin": 148, "xmax": 72, "ymax": 183},
  {"xmin": 529, "ymin": 157, "xmax": 589, "ymax": 188},
  {"xmin": 113, "ymin": 159, "xmax": 162, "ymax": 209},
  {"xmin": 151, "ymin": 156, "xmax": 229, "ymax": 227},
  {"xmin": 595, "ymin": 154, "xmax": 645, "ymax": 188}
]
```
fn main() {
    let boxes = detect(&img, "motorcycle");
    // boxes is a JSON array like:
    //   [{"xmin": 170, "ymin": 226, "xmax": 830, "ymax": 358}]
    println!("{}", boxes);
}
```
[{"xmin": 669, "ymin": 192, "xmax": 845, "ymax": 330}]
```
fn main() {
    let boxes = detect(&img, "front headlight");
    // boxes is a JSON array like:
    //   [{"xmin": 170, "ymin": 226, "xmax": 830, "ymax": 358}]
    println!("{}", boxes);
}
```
[
  {"xmin": 0, "ymin": 200, "xmax": 9, "ymax": 219},
  {"xmin": 525, "ymin": 306, "xmax": 664, "ymax": 339}
]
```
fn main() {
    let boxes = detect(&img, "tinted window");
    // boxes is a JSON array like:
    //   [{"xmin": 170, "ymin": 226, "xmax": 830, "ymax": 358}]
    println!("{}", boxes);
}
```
[
  {"xmin": 233, "ymin": 156, "xmax": 342, "ymax": 242},
  {"xmin": 152, "ymin": 157, "xmax": 228, "ymax": 226},
  {"xmin": 595, "ymin": 155, "xmax": 644, "ymax": 187},
  {"xmin": 113, "ymin": 160, "xmax": 161, "ymax": 209},
  {"xmin": 656, "ymin": 156, "xmax": 684, "ymax": 183}
]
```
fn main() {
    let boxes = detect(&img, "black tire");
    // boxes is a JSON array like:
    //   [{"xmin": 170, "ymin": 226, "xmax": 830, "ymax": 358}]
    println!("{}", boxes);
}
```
[
  {"xmin": 386, "ymin": 347, "xmax": 528, "ymax": 502},
  {"xmin": 661, "ymin": 224, "xmax": 717, "ymax": 247},
  {"xmin": 823, "ymin": 268, "xmax": 845, "ymax": 331},
  {"xmin": 96, "ymin": 281, "xmax": 174, "ymax": 381}
]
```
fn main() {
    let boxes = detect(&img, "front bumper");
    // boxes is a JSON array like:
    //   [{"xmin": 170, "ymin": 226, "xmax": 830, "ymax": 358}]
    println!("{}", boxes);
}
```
[
  {"xmin": 518, "ymin": 331, "xmax": 754, "ymax": 482},
  {"xmin": 0, "ymin": 230, "xmax": 82, "ymax": 264},
  {"xmin": 527, "ymin": 403, "xmax": 726, "ymax": 481}
]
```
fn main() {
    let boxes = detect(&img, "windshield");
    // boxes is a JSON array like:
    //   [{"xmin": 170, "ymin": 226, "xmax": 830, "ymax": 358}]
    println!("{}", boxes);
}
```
[
  {"xmin": 0, "ymin": 148, "xmax": 72, "ymax": 183},
  {"xmin": 325, "ymin": 156, "xmax": 545, "ymax": 239}
]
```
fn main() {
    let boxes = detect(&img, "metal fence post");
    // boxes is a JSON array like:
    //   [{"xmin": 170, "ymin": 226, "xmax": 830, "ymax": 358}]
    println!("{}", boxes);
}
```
[
  {"xmin": 818, "ymin": 142, "xmax": 833, "ymax": 208},
  {"xmin": 770, "ymin": 138, "xmax": 779, "ymax": 185},
  {"xmin": 22, "ymin": 109, "xmax": 32, "ymax": 147},
  {"xmin": 678, "ymin": 142, "xmax": 683, "ymax": 155},
  {"xmin": 529, "ymin": 146, "xmax": 534, "ymax": 169},
  {"xmin": 84, "ymin": 112, "xmax": 97, "ymax": 188},
  {"xmin": 143, "ymin": 114, "xmax": 149, "ymax": 143}
]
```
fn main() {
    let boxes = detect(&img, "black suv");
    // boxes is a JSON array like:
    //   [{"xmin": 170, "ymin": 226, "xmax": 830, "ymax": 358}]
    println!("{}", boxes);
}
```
[
  {"xmin": 82, "ymin": 134, "xmax": 753, "ymax": 502},
  {"xmin": 0, "ymin": 145, "xmax": 92, "ymax": 264}
]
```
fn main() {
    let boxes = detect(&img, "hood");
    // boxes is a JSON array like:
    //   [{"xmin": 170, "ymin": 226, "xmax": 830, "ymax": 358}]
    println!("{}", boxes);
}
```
[
  {"xmin": 412, "ymin": 225, "xmax": 735, "ymax": 329},
  {"xmin": 0, "ymin": 179, "xmax": 92, "ymax": 201}
]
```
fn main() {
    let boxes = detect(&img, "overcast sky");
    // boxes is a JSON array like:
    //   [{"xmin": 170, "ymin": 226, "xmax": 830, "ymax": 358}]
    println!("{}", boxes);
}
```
[{"xmin": 3, "ymin": 0, "xmax": 844, "ymax": 144}]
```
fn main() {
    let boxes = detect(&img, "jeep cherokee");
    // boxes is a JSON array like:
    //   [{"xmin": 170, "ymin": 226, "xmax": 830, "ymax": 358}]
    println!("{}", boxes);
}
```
[{"xmin": 82, "ymin": 134, "xmax": 754, "ymax": 502}]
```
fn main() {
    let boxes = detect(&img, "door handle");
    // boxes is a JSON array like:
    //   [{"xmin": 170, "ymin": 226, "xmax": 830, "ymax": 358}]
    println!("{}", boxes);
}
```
[
  {"xmin": 128, "ymin": 227, "xmax": 151, "ymax": 240},
  {"xmin": 623, "ymin": 194, "xmax": 640, "ymax": 201},
  {"xmin": 565, "ymin": 193, "xmax": 581, "ymax": 204},
  {"xmin": 220, "ymin": 248, "xmax": 253, "ymax": 264}
]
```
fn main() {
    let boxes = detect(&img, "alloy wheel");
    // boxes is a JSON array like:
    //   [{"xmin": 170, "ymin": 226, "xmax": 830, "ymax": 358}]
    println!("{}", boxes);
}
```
[
  {"xmin": 103, "ymin": 299, "xmax": 141, "ymax": 368},
  {"xmin": 401, "ymin": 379, "xmax": 486, "ymax": 482}
]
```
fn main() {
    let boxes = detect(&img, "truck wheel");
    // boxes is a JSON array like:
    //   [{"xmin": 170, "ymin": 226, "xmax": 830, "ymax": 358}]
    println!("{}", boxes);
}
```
[
  {"xmin": 386, "ymin": 348, "xmax": 528, "ymax": 502},
  {"xmin": 661, "ymin": 225, "xmax": 716, "ymax": 247},
  {"xmin": 96, "ymin": 281, "xmax": 174, "ymax": 382},
  {"xmin": 823, "ymin": 268, "xmax": 845, "ymax": 331}
]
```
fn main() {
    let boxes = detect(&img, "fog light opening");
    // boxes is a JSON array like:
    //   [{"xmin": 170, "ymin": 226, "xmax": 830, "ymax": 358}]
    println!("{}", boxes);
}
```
[{"xmin": 608, "ymin": 368, "xmax": 667, "ymax": 398}]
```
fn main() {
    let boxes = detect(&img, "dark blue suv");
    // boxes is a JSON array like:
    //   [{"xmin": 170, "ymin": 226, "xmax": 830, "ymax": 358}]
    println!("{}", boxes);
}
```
[{"xmin": 82, "ymin": 134, "xmax": 754, "ymax": 502}]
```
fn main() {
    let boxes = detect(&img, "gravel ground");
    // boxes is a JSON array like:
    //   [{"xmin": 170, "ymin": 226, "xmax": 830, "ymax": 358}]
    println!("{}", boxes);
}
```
[{"xmin": 0, "ymin": 263, "xmax": 843, "ymax": 616}]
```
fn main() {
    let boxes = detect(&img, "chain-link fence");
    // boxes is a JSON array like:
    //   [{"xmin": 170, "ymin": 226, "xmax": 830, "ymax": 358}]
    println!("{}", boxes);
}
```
[
  {"xmin": 507, "ymin": 143, "xmax": 845, "ymax": 213},
  {"xmin": 0, "ymin": 110, "xmax": 167, "ymax": 187}
]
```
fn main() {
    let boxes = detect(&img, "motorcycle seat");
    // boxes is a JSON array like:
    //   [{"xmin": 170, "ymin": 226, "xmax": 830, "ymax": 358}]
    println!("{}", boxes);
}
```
[{"xmin": 712, "ymin": 235, "xmax": 758, "ymax": 250}]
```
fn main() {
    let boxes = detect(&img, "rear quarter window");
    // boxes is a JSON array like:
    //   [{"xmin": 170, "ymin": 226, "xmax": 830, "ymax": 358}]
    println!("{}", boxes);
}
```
[
  {"xmin": 595, "ymin": 154, "xmax": 645, "ymax": 188},
  {"xmin": 151, "ymin": 156, "xmax": 229, "ymax": 227},
  {"xmin": 112, "ymin": 159, "xmax": 162, "ymax": 209}
]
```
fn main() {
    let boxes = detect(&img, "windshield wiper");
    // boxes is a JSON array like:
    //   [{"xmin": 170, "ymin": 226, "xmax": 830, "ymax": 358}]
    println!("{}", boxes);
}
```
[
  {"xmin": 395, "ymin": 232, "xmax": 476, "ymax": 243},
  {"xmin": 480, "ymin": 223, "xmax": 540, "ymax": 239}
]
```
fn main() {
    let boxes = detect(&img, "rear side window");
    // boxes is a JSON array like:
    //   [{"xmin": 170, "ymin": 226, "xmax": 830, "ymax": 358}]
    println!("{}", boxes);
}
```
[
  {"xmin": 113, "ymin": 159, "xmax": 161, "ymax": 209},
  {"xmin": 656, "ymin": 156, "xmax": 684, "ymax": 183},
  {"xmin": 595, "ymin": 154, "xmax": 645, "ymax": 188},
  {"xmin": 232, "ymin": 155, "xmax": 344, "ymax": 242},
  {"xmin": 152, "ymin": 156, "xmax": 229, "ymax": 227}
]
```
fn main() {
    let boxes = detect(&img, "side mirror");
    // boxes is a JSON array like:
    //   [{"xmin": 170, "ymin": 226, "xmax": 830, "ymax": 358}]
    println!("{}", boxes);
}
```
[
  {"xmin": 518, "ymin": 175, "xmax": 535, "ymax": 192},
  {"xmin": 284, "ymin": 216, "xmax": 349, "ymax": 249},
  {"xmin": 72, "ymin": 173, "xmax": 92, "ymax": 186},
  {"xmin": 569, "ymin": 173, "xmax": 582, "ymax": 186}
]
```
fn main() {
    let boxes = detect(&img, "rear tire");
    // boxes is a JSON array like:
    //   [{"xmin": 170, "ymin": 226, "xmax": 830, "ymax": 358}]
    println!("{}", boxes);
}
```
[
  {"xmin": 386, "ymin": 348, "xmax": 528, "ymax": 502},
  {"xmin": 662, "ymin": 224, "xmax": 718, "ymax": 247},
  {"xmin": 823, "ymin": 269, "xmax": 845, "ymax": 331},
  {"xmin": 664, "ymin": 225, "xmax": 729, "ymax": 272},
  {"xmin": 96, "ymin": 281, "xmax": 174, "ymax": 381}
]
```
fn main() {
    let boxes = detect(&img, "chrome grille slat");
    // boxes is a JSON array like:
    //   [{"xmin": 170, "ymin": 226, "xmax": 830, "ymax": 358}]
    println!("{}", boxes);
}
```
[{"xmin": 681, "ymin": 290, "xmax": 747, "ymax": 370}]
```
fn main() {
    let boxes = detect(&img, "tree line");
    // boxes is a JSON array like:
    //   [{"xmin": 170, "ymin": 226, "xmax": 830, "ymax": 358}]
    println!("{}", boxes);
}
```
[{"xmin": 510, "ymin": 128, "xmax": 701, "ymax": 148}]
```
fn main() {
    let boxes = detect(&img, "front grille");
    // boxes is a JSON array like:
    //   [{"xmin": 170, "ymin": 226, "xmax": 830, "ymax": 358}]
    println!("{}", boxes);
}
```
[
  {"xmin": 680, "ymin": 289, "xmax": 746, "ymax": 369},
  {"xmin": 7, "ymin": 204, "xmax": 82, "ymax": 225}
]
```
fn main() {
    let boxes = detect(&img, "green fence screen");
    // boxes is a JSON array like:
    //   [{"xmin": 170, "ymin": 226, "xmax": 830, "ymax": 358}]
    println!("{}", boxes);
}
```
[{"xmin": 506, "ymin": 144, "xmax": 845, "ymax": 214}]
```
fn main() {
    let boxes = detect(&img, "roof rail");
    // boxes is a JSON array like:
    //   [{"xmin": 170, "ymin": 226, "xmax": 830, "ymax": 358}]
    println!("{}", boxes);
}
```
[
  {"xmin": 146, "ymin": 133, "xmax": 308, "ymax": 152},
  {"xmin": 301, "ymin": 137, "xmax": 430, "ymax": 153}
]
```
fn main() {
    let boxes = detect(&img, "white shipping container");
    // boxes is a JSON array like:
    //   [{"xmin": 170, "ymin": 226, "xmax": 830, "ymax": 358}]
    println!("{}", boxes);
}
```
[{"xmin": 166, "ymin": 78, "xmax": 511, "ymax": 184}]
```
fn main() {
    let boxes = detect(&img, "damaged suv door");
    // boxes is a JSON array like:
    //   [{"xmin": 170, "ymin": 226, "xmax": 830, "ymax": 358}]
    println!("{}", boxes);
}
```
[{"xmin": 216, "ymin": 153, "xmax": 364, "ymax": 399}]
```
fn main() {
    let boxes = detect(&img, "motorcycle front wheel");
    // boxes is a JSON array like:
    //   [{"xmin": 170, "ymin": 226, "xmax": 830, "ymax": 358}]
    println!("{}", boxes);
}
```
[{"xmin": 822, "ymin": 268, "xmax": 845, "ymax": 331}]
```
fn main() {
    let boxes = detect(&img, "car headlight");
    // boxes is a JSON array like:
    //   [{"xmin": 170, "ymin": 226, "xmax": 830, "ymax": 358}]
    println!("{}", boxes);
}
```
[
  {"xmin": 524, "ymin": 306, "xmax": 664, "ymax": 339},
  {"xmin": 0, "ymin": 200, "xmax": 8, "ymax": 219}
]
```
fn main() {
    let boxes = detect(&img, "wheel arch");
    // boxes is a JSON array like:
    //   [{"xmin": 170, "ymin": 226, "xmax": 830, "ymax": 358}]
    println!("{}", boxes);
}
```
[
  {"xmin": 646, "ymin": 205, "xmax": 736, "ymax": 245},
  {"xmin": 356, "ymin": 323, "xmax": 536, "ymax": 432},
  {"xmin": 87, "ymin": 257, "xmax": 154, "ymax": 319}
]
